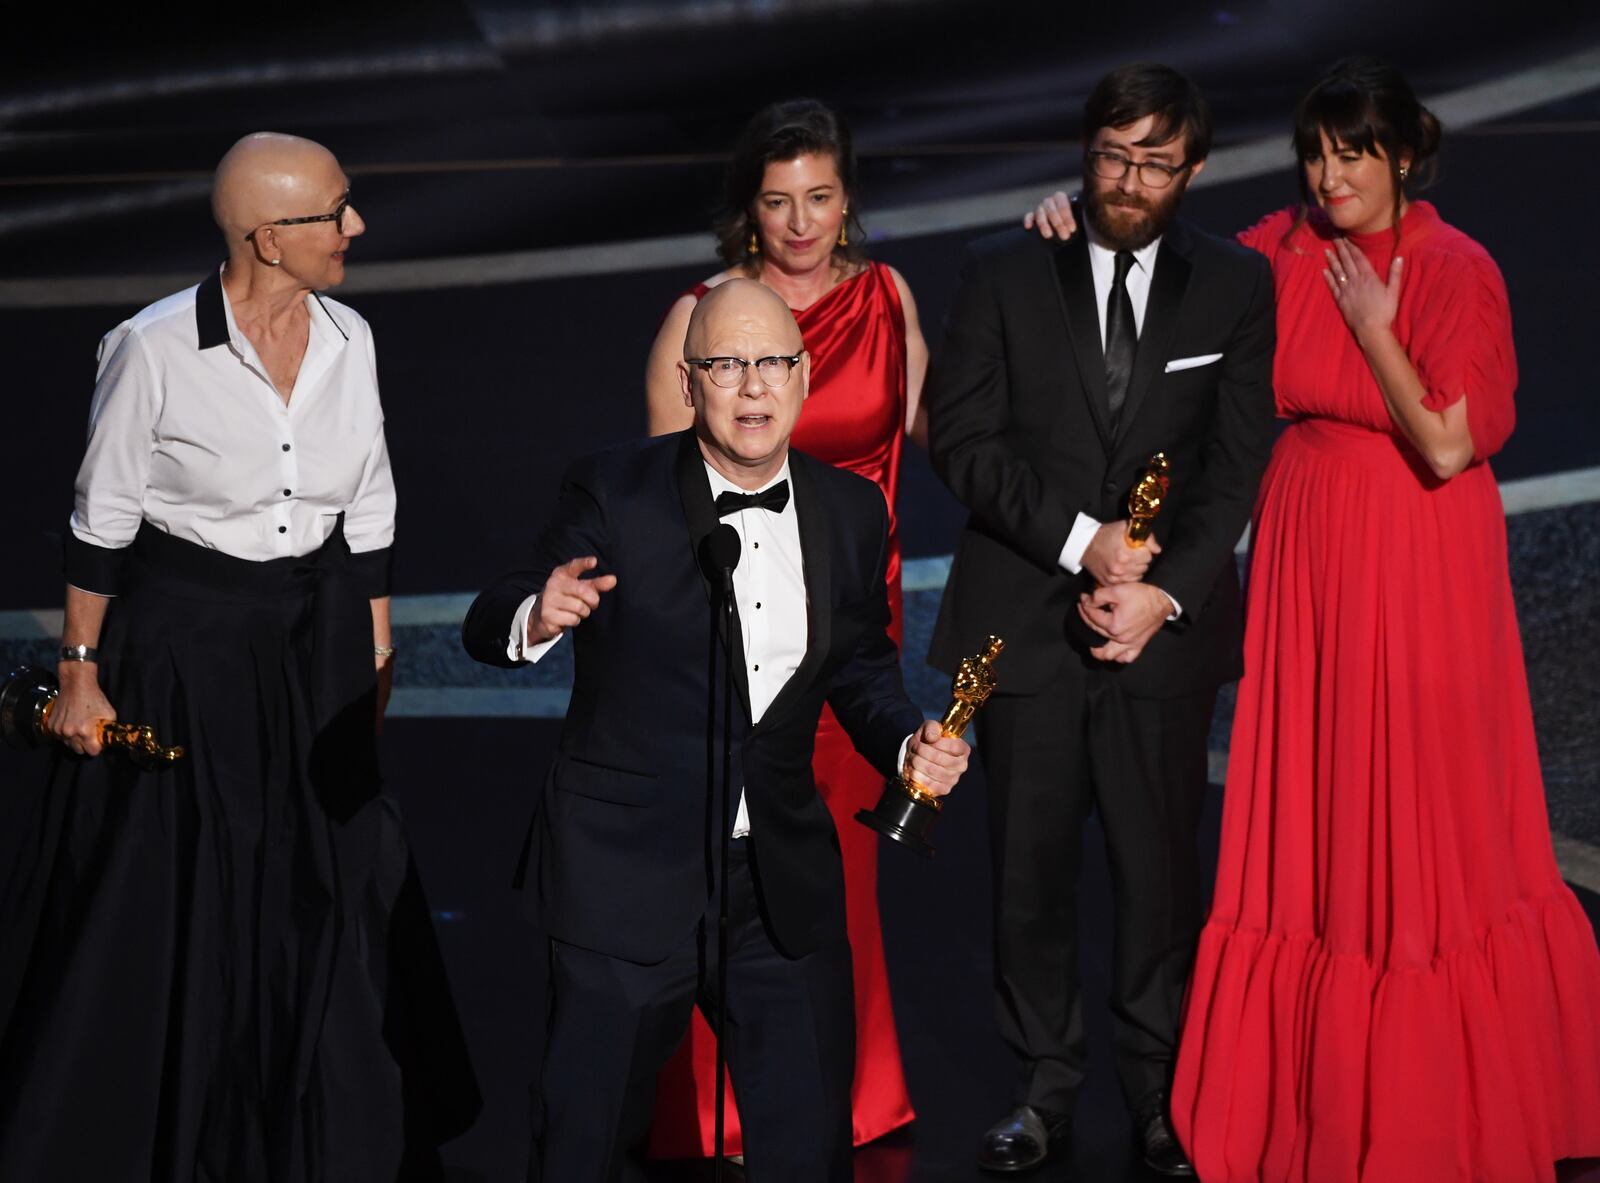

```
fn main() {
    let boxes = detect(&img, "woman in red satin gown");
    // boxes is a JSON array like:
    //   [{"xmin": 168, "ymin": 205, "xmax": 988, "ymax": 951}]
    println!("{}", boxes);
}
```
[
  {"xmin": 1028, "ymin": 58, "xmax": 1600, "ymax": 1181},
  {"xmin": 643, "ymin": 99, "xmax": 928, "ymax": 1158}
]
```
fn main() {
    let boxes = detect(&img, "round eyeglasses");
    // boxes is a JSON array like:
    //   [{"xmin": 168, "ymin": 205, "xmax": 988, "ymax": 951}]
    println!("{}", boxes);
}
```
[
  {"xmin": 686, "ymin": 354, "xmax": 802, "ymax": 389},
  {"xmin": 1086, "ymin": 151, "xmax": 1188, "ymax": 189},
  {"xmin": 245, "ymin": 193, "xmax": 351, "ymax": 243}
]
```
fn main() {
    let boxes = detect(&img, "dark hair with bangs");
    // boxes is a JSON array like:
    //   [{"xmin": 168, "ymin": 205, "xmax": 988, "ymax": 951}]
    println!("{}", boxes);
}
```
[
  {"xmin": 714, "ymin": 98, "xmax": 865, "ymax": 269},
  {"xmin": 1083, "ymin": 63, "xmax": 1213, "ymax": 165},
  {"xmin": 1293, "ymin": 57, "xmax": 1442, "ymax": 239}
]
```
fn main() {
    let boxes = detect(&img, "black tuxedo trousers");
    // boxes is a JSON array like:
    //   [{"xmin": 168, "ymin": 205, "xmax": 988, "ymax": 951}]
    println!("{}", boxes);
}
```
[
  {"xmin": 539, "ymin": 842, "xmax": 854, "ymax": 1182},
  {"xmin": 981, "ymin": 671, "xmax": 1216, "ymax": 1110}
]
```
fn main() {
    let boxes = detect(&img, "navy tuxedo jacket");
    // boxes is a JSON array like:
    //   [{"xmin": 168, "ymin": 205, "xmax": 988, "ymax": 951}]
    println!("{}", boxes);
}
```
[
  {"xmin": 462, "ymin": 430, "xmax": 924, "ymax": 964},
  {"xmin": 928, "ymin": 216, "xmax": 1277, "ymax": 698}
]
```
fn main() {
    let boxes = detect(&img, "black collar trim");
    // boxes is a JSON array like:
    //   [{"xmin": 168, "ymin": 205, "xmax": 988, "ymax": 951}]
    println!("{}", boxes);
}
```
[
  {"xmin": 194, "ymin": 267, "xmax": 229, "ymax": 350},
  {"xmin": 193, "ymin": 267, "xmax": 350, "ymax": 348}
]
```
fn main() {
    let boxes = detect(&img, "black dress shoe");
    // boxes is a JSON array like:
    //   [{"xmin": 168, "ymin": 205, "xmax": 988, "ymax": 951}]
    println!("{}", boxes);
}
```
[
  {"xmin": 977, "ymin": 1104, "xmax": 1071, "ymax": 1173},
  {"xmin": 1132, "ymin": 1090, "xmax": 1193, "ymax": 1176}
]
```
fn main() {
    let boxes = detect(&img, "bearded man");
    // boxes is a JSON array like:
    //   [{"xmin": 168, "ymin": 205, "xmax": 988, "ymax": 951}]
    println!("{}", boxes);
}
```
[{"xmin": 924, "ymin": 64, "xmax": 1277, "ymax": 1177}]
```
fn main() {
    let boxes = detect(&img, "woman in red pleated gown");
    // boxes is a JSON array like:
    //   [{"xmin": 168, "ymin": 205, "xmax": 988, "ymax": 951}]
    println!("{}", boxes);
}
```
[
  {"xmin": 1167, "ymin": 59, "xmax": 1600, "ymax": 1182},
  {"xmin": 642, "ymin": 98, "xmax": 927, "ymax": 1157}
]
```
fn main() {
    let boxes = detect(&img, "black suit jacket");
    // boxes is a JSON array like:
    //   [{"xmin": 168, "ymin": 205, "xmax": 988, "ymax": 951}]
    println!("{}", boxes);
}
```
[
  {"xmin": 462, "ymin": 430, "xmax": 924, "ymax": 964},
  {"xmin": 928, "ymin": 217, "xmax": 1277, "ymax": 698}
]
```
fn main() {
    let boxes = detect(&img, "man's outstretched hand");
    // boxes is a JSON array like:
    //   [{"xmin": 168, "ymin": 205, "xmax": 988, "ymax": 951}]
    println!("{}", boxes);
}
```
[{"xmin": 532, "ymin": 556, "xmax": 618, "ymax": 644}]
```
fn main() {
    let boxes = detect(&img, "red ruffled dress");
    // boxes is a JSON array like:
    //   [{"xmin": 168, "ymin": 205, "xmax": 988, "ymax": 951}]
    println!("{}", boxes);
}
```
[
  {"xmin": 650, "ymin": 261, "xmax": 916, "ymax": 1155},
  {"xmin": 1171, "ymin": 201, "xmax": 1600, "ymax": 1182}
]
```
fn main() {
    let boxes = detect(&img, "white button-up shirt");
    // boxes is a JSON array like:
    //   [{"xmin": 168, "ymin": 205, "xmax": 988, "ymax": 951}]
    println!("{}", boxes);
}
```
[
  {"xmin": 703, "ymin": 460, "xmax": 809, "ymax": 836},
  {"xmin": 69, "ymin": 266, "xmax": 395, "ymax": 578}
]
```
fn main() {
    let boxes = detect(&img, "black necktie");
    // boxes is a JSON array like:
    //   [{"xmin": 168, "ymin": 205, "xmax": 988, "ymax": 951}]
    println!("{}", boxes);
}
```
[
  {"xmin": 1105, "ymin": 250, "xmax": 1138, "ymax": 430},
  {"xmin": 715, "ymin": 480, "xmax": 790, "ymax": 517}
]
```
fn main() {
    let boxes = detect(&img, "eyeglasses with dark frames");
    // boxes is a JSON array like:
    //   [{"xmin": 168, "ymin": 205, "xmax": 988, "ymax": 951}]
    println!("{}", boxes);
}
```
[
  {"xmin": 1086, "ymin": 151, "xmax": 1189, "ymax": 189},
  {"xmin": 685, "ymin": 354, "xmax": 802, "ymax": 389},
  {"xmin": 244, "ymin": 193, "xmax": 351, "ymax": 242}
]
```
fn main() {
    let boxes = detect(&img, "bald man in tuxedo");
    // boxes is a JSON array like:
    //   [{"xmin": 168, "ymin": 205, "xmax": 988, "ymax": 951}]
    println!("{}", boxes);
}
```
[{"xmin": 465, "ymin": 280, "xmax": 970, "ymax": 1182}]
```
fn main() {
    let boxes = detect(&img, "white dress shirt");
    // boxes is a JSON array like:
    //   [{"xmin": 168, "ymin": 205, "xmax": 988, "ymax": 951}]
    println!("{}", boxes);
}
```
[
  {"xmin": 1056, "ymin": 227, "xmax": 1180, "ymax": 617},
  {"xmin": 509, "ymin": 455, "xmax": 916, "ymax": 837},
  {"xmin": 70, "ymin": 267, "xmax": 395, "ymax": 579},
  {"xmin": 703, "ymin": 460, "xmax": 809, "ymax": 836}
]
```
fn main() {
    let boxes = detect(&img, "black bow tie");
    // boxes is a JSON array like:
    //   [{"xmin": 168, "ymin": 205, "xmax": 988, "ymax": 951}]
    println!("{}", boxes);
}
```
[{"xmin": 715, "ymin": 480, "xmax": 790, "ymax": 517}]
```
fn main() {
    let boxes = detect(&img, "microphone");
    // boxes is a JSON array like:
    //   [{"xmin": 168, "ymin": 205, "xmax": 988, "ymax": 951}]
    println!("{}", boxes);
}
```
[{"xmin": 698, "ymin": 523, "xmax": 741, "ymax": 590}]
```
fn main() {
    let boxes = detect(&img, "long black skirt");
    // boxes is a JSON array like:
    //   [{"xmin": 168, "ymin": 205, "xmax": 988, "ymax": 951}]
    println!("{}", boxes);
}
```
[{"xmin": 0, "ymin": 524, "xmax": 478, "ymax": 1182}]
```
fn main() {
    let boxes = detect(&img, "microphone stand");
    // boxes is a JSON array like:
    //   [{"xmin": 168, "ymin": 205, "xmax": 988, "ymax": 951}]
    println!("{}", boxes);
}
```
[
  {"xmin": 696, "ymin": 522, "xmax": 740, "ymax": 1183},
  {"xmin": 713, "ymin": 563, "xmax": 734, "ymax": 1182}
]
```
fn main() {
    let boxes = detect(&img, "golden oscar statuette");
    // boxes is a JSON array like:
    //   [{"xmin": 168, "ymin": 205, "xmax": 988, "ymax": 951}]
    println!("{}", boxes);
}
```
[
  {"xmin": 856, "ymin": 635, "xmax": 1003, "ymax": 858},
  {"xmin": 1124, "ymin": 452, "xmax": 1171, "ymax": 547},
  {"xmin": 1, "ymin": 667, "xmax": 184, "ymax": 769}
]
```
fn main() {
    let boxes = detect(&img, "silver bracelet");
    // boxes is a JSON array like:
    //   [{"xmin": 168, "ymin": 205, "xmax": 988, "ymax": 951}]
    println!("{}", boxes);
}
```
[
  {"xmin": 59, "ymin": 644, "xmax": 100, "ymax": 663},
  {"xmin": 373, "ymin": 644, "xmax": 397, "ymax": 659}
]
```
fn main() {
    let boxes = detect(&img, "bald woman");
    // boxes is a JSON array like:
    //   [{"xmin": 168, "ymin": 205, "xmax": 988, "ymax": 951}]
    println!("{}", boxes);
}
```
[{"xmin": 0, "ymin": 133, "xmax": 476, "ymax": 1180}]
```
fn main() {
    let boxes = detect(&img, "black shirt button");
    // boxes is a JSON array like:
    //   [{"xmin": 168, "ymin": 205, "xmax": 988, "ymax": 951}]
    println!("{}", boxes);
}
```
[
  {"xmin": 753, "ymin": 664, "xmax": 760, "ymax": 672},
  {"xmin": 283, "ymin": 488, "xmax": 292, "ymax": 496},
  {"xmin": 753, "ymin": 541, "xmax": 759, "ymax": 549},
  {"xmin": 282, "ymin": 443, "xmax": 292, "ymax": 452},
  {"xmin": 278, "ymin": 526, "xmax": 287, "ymax": 534},
  {"xmin": 755, "ymin": 602, "xmax": 761, "ymax": 609}
]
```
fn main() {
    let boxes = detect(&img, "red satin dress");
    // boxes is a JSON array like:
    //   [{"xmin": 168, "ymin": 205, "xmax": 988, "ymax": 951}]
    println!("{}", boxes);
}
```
[
  {"xmin": 1172, "ymin": 203, "xmax": 1600, "ymax": 1181},
  {"xmin": 649, "ymin": 261, "xmax": 914, "ymax": 1156}
]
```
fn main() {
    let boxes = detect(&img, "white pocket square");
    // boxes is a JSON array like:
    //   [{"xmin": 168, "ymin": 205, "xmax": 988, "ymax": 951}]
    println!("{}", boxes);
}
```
[{"xmin": 1164, "ymin": 353, "xmax": 1224, "ymax": 373}]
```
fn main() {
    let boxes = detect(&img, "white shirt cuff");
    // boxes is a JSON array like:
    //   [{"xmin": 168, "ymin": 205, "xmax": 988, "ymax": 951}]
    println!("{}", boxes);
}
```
[
  {"xmin": 508, "ymin": 593, "xmax": 564, "ymax": 664},
  {"xmin": 1058, "ymin": 513, "xmax": 1102, "ymax": 574},
  {"xmin": 1153, "ymin": 586, "xmax": 1182, "ymax": 620}
]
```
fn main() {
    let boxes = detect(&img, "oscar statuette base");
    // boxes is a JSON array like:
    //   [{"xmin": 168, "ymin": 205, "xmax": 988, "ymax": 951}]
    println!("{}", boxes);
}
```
[{"xmin": 856, "ymin": 779, "xmax": 939, "ymax": 858}]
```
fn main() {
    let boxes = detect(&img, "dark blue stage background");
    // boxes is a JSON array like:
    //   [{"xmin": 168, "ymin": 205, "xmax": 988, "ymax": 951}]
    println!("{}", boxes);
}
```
[{"xmin": 3, "ymin": 5, "xmax": 1599, "ymax": 1180}]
